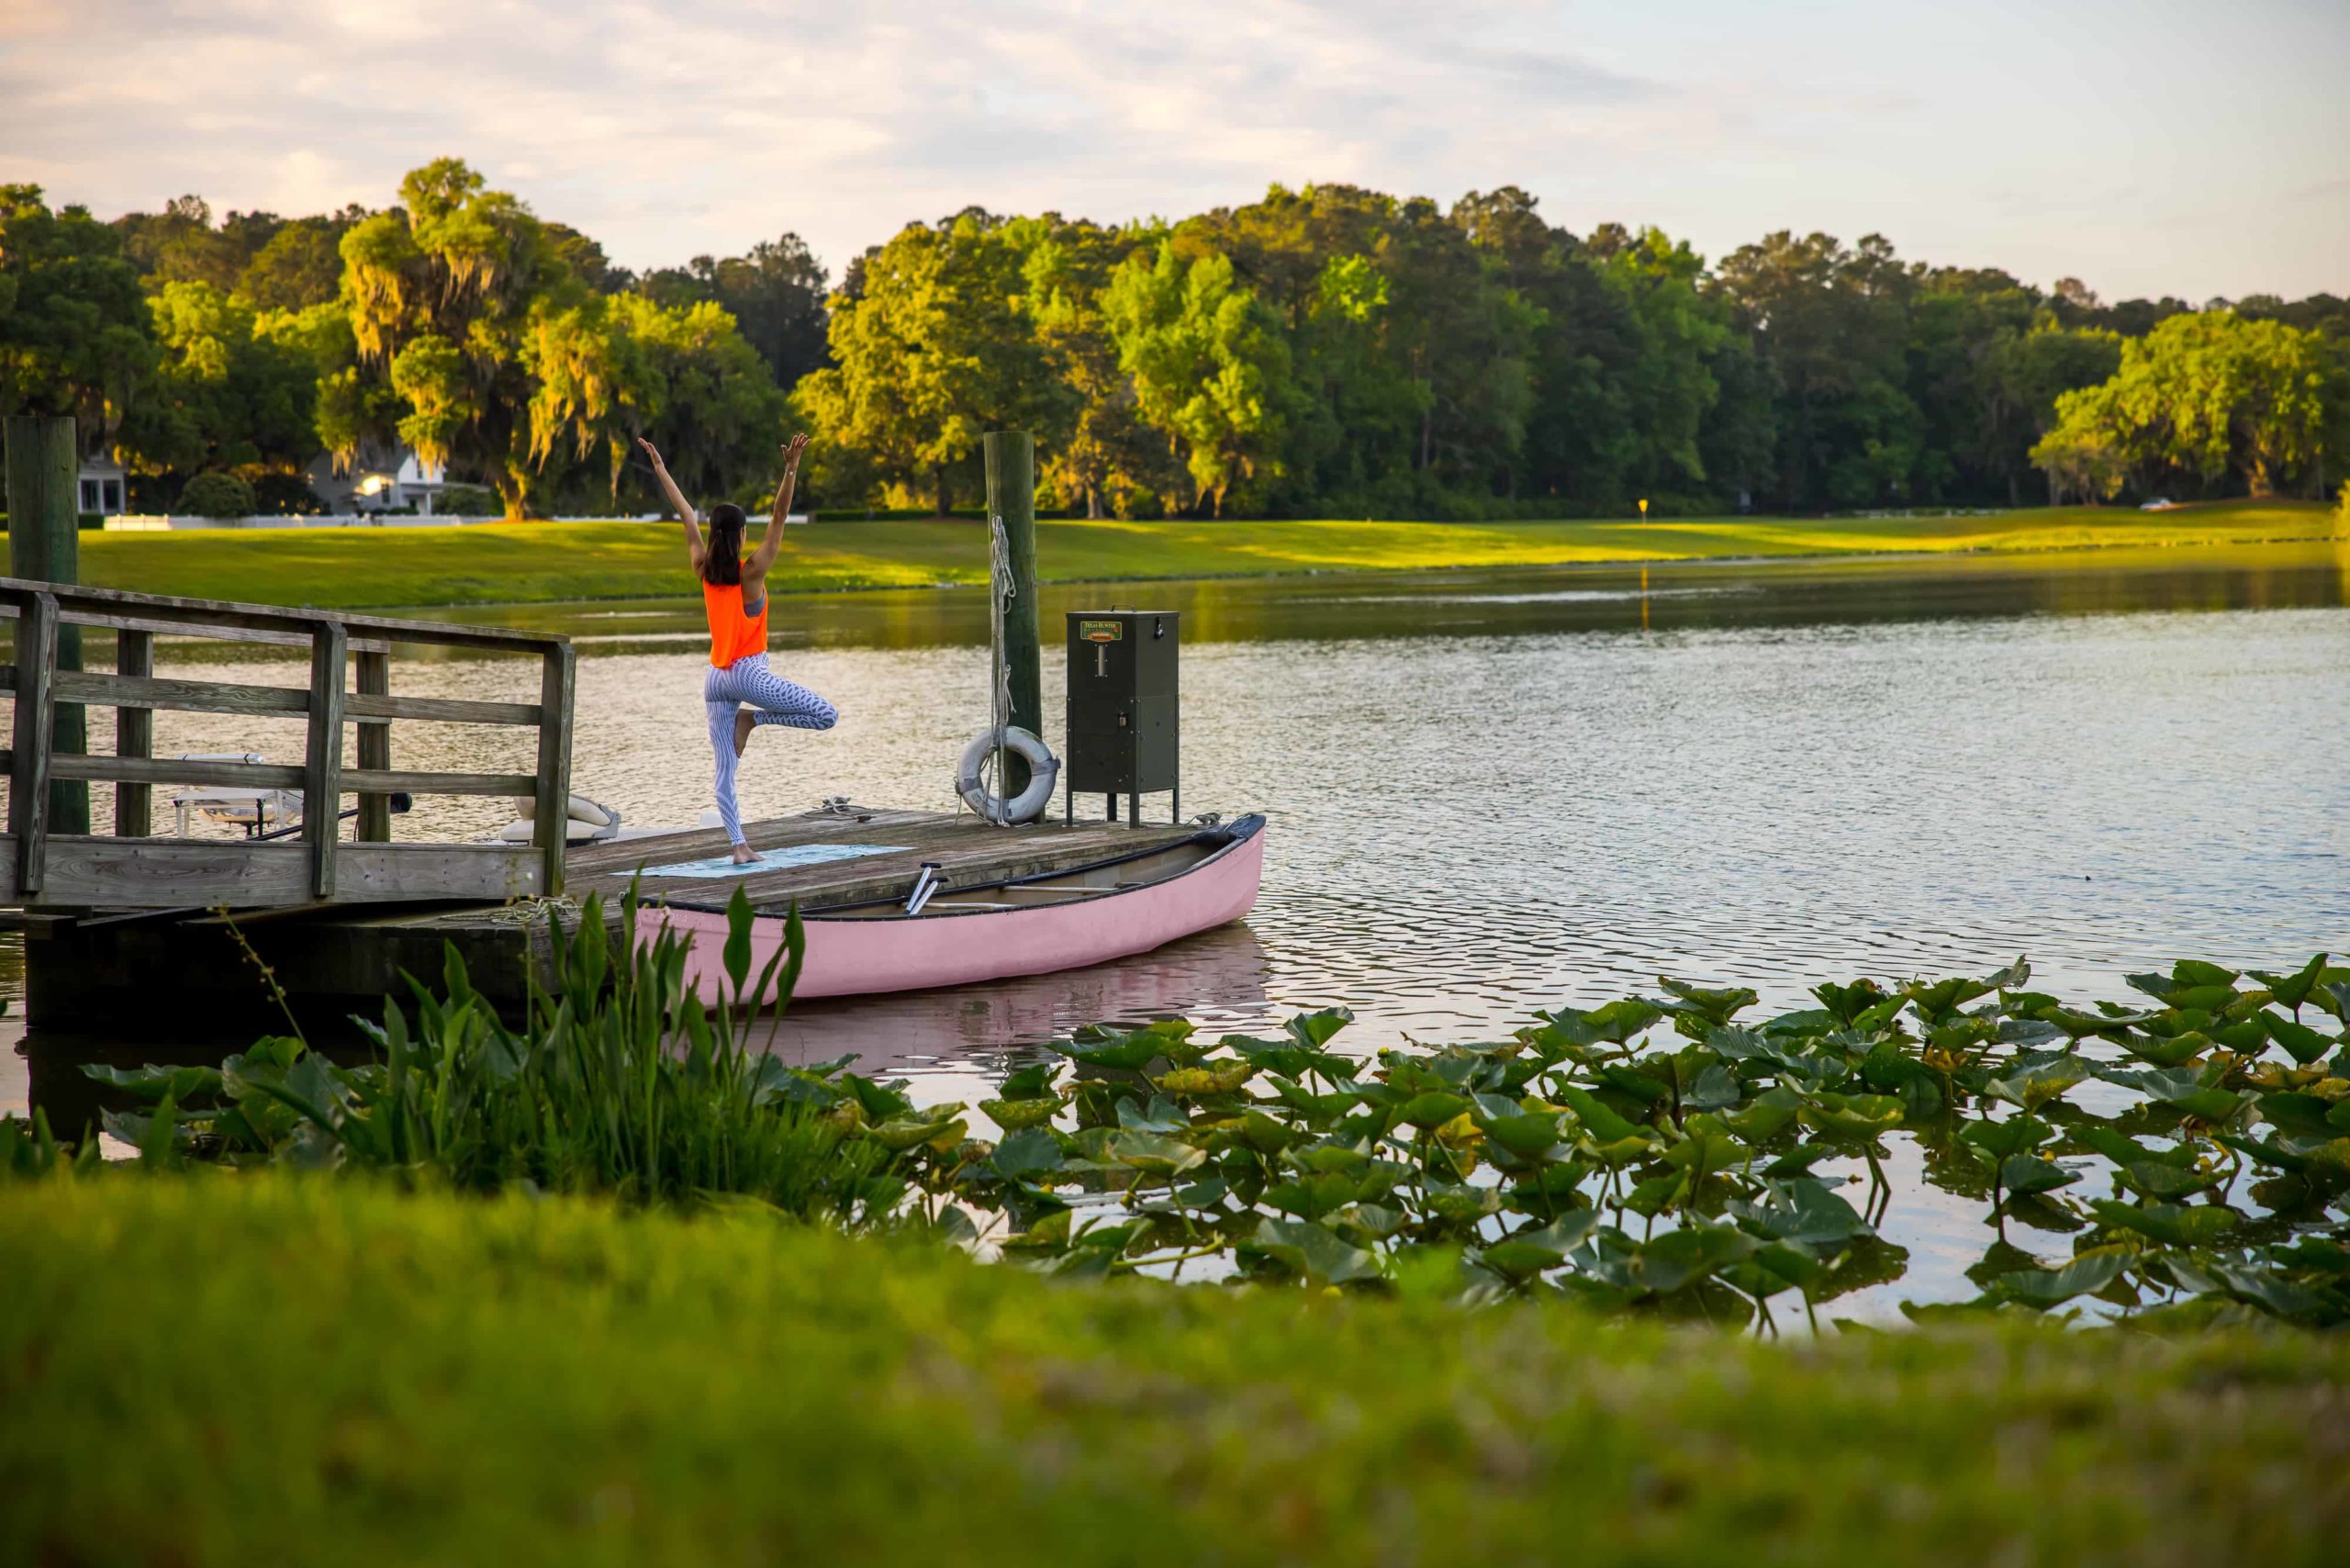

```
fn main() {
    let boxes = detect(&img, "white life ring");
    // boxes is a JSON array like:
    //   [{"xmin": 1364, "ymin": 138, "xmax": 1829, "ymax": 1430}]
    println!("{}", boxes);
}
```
[{"xmin": 956, "ymin": 726, "xmax": 1060, "ymax": 824}]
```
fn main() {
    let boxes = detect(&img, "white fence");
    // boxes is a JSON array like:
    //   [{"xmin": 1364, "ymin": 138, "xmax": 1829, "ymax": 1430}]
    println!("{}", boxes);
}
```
[{"xmin": 101, "ymin": 513, "xmax": 666, "ymax": 532}]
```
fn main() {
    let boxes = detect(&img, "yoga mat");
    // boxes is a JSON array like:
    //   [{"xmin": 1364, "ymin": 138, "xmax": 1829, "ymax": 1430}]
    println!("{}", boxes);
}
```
[{"xmin": 636, "ymin": 844, "xmax": 911, "ymax": 879}]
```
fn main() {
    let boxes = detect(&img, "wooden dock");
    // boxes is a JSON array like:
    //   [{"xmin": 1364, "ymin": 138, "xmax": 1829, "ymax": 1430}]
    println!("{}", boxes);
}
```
[
  {"xmin": 0, "ymin": 571, "xmax": 1201, "ymax": 1039},
  {"xmin": 25, "ymin": 805, "xmax": 1201, "ymax": 1036}
]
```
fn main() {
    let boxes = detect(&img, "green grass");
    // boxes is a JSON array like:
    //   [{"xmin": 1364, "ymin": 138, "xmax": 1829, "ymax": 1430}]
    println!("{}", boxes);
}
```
[
  {"xmin": 73, "ymin": 499, "xmax": 2344, "ymax": 611},
  {"xmin": 2, "ymin": 1176, "xmax": 2344, "ymax": 1567}
]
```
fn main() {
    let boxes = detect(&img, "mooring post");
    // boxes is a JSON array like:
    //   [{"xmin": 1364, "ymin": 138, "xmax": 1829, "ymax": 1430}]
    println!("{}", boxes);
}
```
[
  {"xmin": 3, "ymin": 415, "xmax": 88, "ymax": 835},
  {"xmin": 982, "ymin": 431, "xmax": 1041, "ymax": 793}
]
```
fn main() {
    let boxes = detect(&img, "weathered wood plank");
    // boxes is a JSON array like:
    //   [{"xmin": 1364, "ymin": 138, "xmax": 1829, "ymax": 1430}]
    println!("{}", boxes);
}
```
[
  {"xmin": 0, "ymin": 835, "xmax": 309, "ymax": 905},
  {"xmin": 344, "ymin": 690, "xmax": 542, "ymax": 726},
  {"xmin": 0, "ymin": 836, "xmax": 545, "ymax": 907},
  {"xmin": 0, "ymin": 576, "xmax": 571, "ymax": 652},
  {"xmin": 52, "ymin": 755, "xmax": 306, "ymax": 790},
  {"xmin": 305, "ymin": 623, "xmax": 346, "ymax": 898},
  {"xmin": 343, "ymin": 767, "xmax": 538, "ymax": 798},
  {"xmin": 9, "ymin": 591, "xmax": 58, "ymax": 894},
  {"xmin": 115, "ymin": 630, "xmax": 155, "ymax": 836},
  {"xmin": 59, "ymin": 612, "xmax": 391, "ymax": 655},
  {"xmin": 354, "ymin": 649, "xmax": 391, "ymax": 842},
  {"xmin": 532, "ymin": 644, "xmax": 576, "ymax": 896},
  {"xmin": 46, "ymin": 669, "xmax": 309, "ymax": 717}
]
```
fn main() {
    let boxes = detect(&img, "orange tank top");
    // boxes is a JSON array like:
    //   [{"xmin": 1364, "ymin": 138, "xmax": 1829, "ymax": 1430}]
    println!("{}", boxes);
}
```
[{"xmin": 702, "ymin": 577, "xmax": 768, "ymax": 668}]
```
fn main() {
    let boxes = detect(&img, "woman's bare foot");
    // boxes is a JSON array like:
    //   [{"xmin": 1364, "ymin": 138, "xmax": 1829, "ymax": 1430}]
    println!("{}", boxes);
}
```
[
  {"xmin": 730, "ymin": 843, "xmax": 758, "ymax": 865},
  {"xmin": 733, "ymin": 710, "xmax": 756, "ymax": 757}
]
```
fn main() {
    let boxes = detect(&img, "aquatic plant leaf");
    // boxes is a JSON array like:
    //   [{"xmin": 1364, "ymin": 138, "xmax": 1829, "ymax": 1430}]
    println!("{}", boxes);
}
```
[
  {"xmin": 1479, "ymin": 1110, "xmax": 1563, "ymax": 1161},
  {"xmin": 2121, "ymin": 1031, "xmax": 2209, "ymax": 1069},
  {"xmin": 997, "ymin": 1063, "xmax": 1060, "ymax": 1100},
  {"xmin": 1801, "ymin": 1092, "xmax": 1904, "ymax": 1140},
  {"xmin": 2255, "ymin": 1092, "xmax": 2337, "ymax": 1138},
  {"xmin": 1155, "ymin": 1059, "xmax": 1256, "ymax": 1096},
  {"xmin": 1997, "ymin": 1249, "xmax": 2127, "ymax": 1307},
  {"xmin": 2033, "ymin": 1007, "xmax": 2163, "ymax": 1041},
  {"xmin": 1982, "ymin": 1055, "xmax": 2092, "ymax": 1111},
  {"xmin": 2249, "ymin": 954, "xmax": 2329, "ymax": 1012},
  {"xmin": 1396, "ymin": 1092, "xmax": 1471, "ymax": 1132},
  {"xmin": 1903, "ymin": 975, "xmax": 1992, "ymax": 1024},
  {"xmin": 2263, "ymin": 1012, "xmax": 2337, "ymax": 1067},
  {"xmin": 991, "ymin": 1127, "xmax": 1063, "ymax": 1182},
  {"xmin": 721, "ymin": 884, "xmax": 755, "ymax": 994},
  {"xmin": 1555, "ymin": 1086, "xmax": 1650, "ymax": 1148},
  {"xmin": 1723, "ymin": 1087, "xmax": 1803, "ymax": 1143},
  {"xmin": 1059, "ymin": 1034, "xmax": 1165, "ymax": 1071},
  {"xmin": 1631, "ymin": 1225, "xmax": 1758, "ymax": 1295},
  {"xmin": 1653, "ymin": 979, "xmax": 1760, "ymax": 1025},
  {"xmin": 1478, "ymin": 1212, "xmax": 1601, "ymax": 1282},
  {"xmin": 2088, "ymin": 1199, "xmax": 2237, "ymax": 1248},
  {"xmin": 1959, "ymin": 1114, "xmax": 2050, "ymax": 1162},
  {"xmin": 1998, "ymin": 1153, "xmax": 2078, "ymax": 1199},
  {"xmin": 1264, "ymin": 1171, "xmax": 1357, "ymax": 1221},
  {"xmin": 77, "ymin": 1063, "xmax": 223, "ymax": 1106},
  {"xmin": 1103, "ymin": 1131, "xmax": 1205, "ymax": 1177},
  {"xmin": 1115, "ymin": 1095, "xmax": 1188, "ymax": 1135},
  {"xmin": 2205, "ymin": 1261, "xmax": 2338, "ymax": 1325},
  {"xmin": 980, "ymin": 1096, "xmax": 1063, "ymax": 1132},
  {"xmin": 1736, "ymin": 1178, "xmax": 1874, "ymax": 1245},
  {"xmin": 1595, "ymin": 1067, "xmax": 1672, "ymax": 1106},
  {"xmin": 1250, "ymin": 1217, "xmax": 1382, "ymax": 1287},
  {"xmin": 1283, "ymin": 1007, "xmax": 1355, "ymax": 1050},
  {"xmin": 1812, "ymin": 979, "xmax": 1887, "ymax": 1027},
  {"xmin": 1762, "ymin": 1142, "xmax": 1839, "ymax": 1177},
  {"xmin": 1541, "ymin": 999, "xmax": 1663, "ymax": 1047}
]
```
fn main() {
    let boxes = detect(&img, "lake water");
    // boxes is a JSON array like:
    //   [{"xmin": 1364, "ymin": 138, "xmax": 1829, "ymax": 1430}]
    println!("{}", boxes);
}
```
[{"xmin": 6, "ymin": 539, "xmax": 2345, "ymax": 1313}]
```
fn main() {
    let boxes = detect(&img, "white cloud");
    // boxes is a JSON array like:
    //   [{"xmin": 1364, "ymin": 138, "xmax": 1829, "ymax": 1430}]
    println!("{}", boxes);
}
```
[{"xmin": 2, "ymin": 0, "xmax": 2344, "ymax": 298}]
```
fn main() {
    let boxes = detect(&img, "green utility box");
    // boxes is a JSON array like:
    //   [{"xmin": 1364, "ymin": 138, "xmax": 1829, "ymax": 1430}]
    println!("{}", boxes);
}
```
[{"xmin": 1065, "ymin": 610, "xmax": 1179, "ymax": 823}]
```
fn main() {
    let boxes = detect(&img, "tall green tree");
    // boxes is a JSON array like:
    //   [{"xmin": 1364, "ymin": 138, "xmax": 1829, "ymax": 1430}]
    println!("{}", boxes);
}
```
[
  {"xmin": 339, "ymin": 158, "xmax": 579, "ymax": 517},
  {"xmin": 0, "ymin": 185, "xmax": 157, "ymax": 456},
  {"xmin": 2034, "ymin": 311, "xmax": 2340, "ymax": 498},
  {"xmin": 793, "ymin": 211, "xmax": 1060, "ymax": 513},
  {"xmin": 1103, "ymin": 241, "xmax": 1295, "ymax": 517},
  {"xmin": 125, "ymin": 281, "xmax": 319, "ymax": 476},
  {"xmin": 1716, "ymin": 231, "xmax": 1922, "ymax": 510}
]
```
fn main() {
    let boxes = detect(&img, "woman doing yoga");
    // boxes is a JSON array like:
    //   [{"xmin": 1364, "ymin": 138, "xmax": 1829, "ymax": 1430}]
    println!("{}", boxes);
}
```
[{"xmin": 641, "ymin": 432, "xmax": 838, "ymax": 864}]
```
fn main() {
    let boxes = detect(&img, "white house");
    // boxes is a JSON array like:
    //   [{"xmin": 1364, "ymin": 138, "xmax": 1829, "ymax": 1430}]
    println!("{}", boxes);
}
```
[
  {"xmin": 303, "ymin": 448, "xmax": 453, "ymax": 513},
  {"xmin": 77, "ymin": 457, "xmax": 128, "ymax": 515}
]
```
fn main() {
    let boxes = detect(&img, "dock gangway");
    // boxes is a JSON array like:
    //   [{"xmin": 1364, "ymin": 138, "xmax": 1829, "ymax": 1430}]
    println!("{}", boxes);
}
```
[{"xmin": 0, "ymin": 577, "xmax": 574, "ymax": 910}]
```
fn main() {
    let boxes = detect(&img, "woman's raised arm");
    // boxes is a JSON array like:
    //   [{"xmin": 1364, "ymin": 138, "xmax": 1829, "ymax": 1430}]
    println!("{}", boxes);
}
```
[
  {"xmin": 748, "ymin": 433, "xmax": 810, "ymax": 577},
  {"xmin": 639, "ymin": 437, "xmax": 705, "ymax": 570}
]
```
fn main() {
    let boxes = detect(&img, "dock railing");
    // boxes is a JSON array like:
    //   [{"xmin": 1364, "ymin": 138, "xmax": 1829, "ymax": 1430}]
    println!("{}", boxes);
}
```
[{"xmin": 0, "ymin": 577, "xmax": 574, "ymax": 910}]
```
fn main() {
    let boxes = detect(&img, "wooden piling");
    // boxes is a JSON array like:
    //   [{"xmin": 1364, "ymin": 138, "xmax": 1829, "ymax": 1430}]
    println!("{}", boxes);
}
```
[
  {"xmin": 3, "ymin": 416, "xmax": 87, "ymax": 834},
  {"xmin": 982, "ymin": 431, "xmax": 1041, "ymax": 791},
  {"xmin": 354, "ymin": 649, "xmax": 392, "ymax": 841}
]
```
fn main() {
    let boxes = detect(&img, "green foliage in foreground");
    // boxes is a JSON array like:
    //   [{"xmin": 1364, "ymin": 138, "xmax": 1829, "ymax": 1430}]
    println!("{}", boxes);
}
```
[
  {"xmin": 41, "ymin": 889, "xmax": 902, "ymax": 1223},
  {"xmin": 76, "ymin": 498, "xmax": 2340, "ymax": 611},
  {"xmin": 19, "ymin": 879, "xmax": 2347, "ymax": 1329},
  {"xmin": 3, "ymin": 1176, "xmax": 2347, "ymax": 1568}
]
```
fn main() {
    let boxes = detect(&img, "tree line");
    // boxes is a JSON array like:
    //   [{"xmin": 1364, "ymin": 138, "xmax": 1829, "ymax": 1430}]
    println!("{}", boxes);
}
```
[{"xmin": 3, "ymin": 159, "xmax": 2344, "ymax": 521}]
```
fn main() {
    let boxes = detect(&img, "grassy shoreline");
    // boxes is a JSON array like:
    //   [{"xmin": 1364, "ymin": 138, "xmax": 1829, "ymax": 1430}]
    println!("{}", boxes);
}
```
[
  {"xmin": 5, "ymin": 1176, "xmax": 2345, "ymax": 1567},
  {"xmin": 71, "ymin": 499, "xmax": 2343, "ymax": 612}
]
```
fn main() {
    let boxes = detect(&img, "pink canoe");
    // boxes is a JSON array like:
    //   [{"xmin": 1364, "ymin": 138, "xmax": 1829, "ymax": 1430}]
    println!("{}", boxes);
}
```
[{"xmin": 654, "ymin": 814, "xmax": 1265, "ymax": 1002}]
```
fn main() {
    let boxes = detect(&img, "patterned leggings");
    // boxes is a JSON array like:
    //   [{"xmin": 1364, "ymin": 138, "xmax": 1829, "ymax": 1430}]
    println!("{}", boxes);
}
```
[{"xmin": 704, "ymin": 653, "xmax": 837, "ymax": 844}]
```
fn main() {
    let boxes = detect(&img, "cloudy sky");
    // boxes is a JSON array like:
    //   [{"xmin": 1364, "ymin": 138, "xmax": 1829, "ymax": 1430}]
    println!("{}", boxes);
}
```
[{"xmin": 6, "ymin": 0, "xmax": 2344, "ymax": 300}]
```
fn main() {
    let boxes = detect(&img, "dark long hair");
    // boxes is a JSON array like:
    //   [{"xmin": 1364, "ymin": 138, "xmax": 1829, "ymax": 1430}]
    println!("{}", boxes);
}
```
[{"xmin": 700, "ymin": 503, "xmax": 747, "ymax": 585}]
